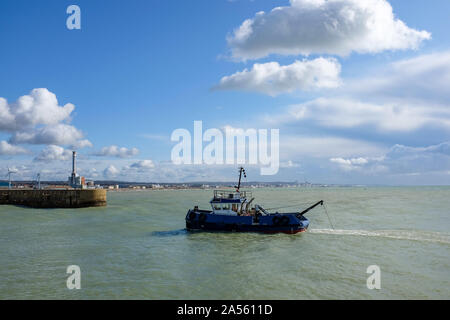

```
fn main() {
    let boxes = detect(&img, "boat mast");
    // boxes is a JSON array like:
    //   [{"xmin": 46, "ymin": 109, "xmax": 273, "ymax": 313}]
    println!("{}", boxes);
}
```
[{"xmin": 235, "ymin": 167, "xmax": 246, "ymax": 192}]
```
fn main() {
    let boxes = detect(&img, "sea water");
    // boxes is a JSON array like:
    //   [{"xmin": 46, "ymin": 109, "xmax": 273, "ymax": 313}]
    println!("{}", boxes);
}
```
[{"xmin": 0, "ymin": 187, "xmax": 449, "ymax": 299}]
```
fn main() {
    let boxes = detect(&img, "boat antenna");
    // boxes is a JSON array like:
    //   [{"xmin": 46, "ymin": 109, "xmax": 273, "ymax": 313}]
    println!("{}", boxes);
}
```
[{"xmin": 235, "ymin": 167, "xmax": 246, "ymax": 192}]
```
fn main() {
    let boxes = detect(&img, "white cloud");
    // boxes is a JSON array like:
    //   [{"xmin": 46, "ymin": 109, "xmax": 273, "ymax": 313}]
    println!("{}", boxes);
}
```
[
  {"xmin": 330, "ymin": 157, "xmax": 370, "ymax": 171},
  {"xmin": 280, "ymin": 134, "xmax": 386, "ymax": 159},
  {"xmin": 214, "ymin": 58, "xmax": 341, "ymax": 96},
  {"xmin": 0, "ymin": 89, "xmax": 91, "ymax": 149},
  {"xmin": 329, "ymin": 141, "xmax": 450, "ymax": 175},
  {"xmin": 71, "ymin": 139, "xmax": 93, "ymax": 149},
  {"xmin": 0, "ymin": 88, "xmax": 74, "ymax": 132},
  {"xmin": 0, "ymin": 165, "xmax": 30, "ymax": 178},
  {"xmin": 330, "ymin": 157, "xmax": 369, "ymax": 165},
  {"xmin": 273, "ymin": 97, "xmax": 450, "ymax": 132},
  {"xmin": 93, "ymin": 145, "xmax": 139, "ymax": 158},
  {"xmin": 348, "ymin": 51, "xmax": 450, "ymax": 104},
  {"xmin": 266, "ymin": 52, "xmax": 450, "ymax": 133},
  {"xmin": 386, "ymin": 141, "xmax": 450, "ymax": 159},
  {"xmin": 227, "ymin": 0, "xmax": 430, "ymax": 60},
  {"xmin": 280, "ymin": 160, "xmax": 301, "ymax": 168},
  {"xmin": 103, "ymin": 165, "xmax": 120, "ymax": 178},
  {"xmin": 130, "ymin": 160, "xmax": 155, "ymax": 169},
  {"xmin": 34, "ymin": 145, "xmax": 72, "ymax": 161},
  {"xmin": 85, "ymin": 168, "xmax": 100, "ymax": 179},
  {"xmin": 0, "ymin": 141, "xmax": 28, "ymax": 155},
  {"xmin": 10, "ymin": 123, "xmax": 91, "ymax": 146}
]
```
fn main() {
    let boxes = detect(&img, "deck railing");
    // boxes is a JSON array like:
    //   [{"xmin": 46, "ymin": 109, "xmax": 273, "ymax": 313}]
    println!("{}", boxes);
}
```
[{"xmin": 213, "ymin": 190, "xmax": 252, "ymax": 200}]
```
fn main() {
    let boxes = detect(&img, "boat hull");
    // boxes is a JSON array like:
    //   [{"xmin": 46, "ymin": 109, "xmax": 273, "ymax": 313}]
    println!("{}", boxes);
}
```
[{"xmin": 185, "ymin": 209, "xmax": 309, "ymax": 234}]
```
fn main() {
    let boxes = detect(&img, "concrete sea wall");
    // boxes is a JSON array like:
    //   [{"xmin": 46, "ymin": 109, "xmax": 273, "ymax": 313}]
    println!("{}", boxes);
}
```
[{"xmin": 0, "ymin": 189, "xmax": 107, "ymax": 208}]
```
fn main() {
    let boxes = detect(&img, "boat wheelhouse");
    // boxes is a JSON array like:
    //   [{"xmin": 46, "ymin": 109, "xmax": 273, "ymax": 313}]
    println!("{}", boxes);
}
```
[{"xmin": 210, "ymin": 190, "xmax": 253, "ymax": 215}]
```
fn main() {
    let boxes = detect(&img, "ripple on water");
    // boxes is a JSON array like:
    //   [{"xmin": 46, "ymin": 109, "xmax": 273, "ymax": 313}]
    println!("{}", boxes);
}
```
[
  {"xmin": 309, "ymin": 228, "xmax": 450, "ymax": 245},
  {"xmin": 0, "ymin": 187, "xmax": 449, "ymax": 299}
]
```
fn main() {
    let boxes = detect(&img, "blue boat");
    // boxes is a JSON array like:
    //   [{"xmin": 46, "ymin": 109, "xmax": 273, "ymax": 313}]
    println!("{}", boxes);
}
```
[{"xmin": 185, "ymin": 168, "xmax": 324, "ymax": 234}]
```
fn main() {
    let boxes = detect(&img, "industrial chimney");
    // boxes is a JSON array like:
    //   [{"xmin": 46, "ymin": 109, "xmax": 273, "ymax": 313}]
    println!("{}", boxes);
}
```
[
  {"xmin": 72, "ymin": 151, "xmax": 77, "ymax": 176},
  {"xmin": 68, "ymin": 150, "xmax": 82, "ymax": 188},
  {"xmin": 70, "ymin": 151, "xmax": 77, "ymax": 185}
]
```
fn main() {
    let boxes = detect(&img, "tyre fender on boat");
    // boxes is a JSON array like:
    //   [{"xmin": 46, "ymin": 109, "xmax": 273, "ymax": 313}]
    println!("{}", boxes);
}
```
[
  {"xmin": 198, "ymin": 213, "xmax": 207, "ymax": 223},
  {"xmin": 280, "ymin": 216, "xmax": 290, "ymax": 226},
  {"xmin": 188, "ymin": 211, "xmax": 196, "ymax": 221},
  {"xmin": 272, "ymin": 216, "xmax": 281, "ymax": 226}
]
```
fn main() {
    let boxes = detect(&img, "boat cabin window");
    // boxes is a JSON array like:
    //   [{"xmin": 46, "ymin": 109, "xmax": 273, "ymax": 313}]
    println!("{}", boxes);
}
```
[
  {"xmin": 213, "ymin": 204, "xmax": 221, "ymax": 210},
  {"xmin": 213, "ymin": 190, "xmax": 252, "ymax": 200},
  {"xmin": 222, "ymin": 204, "xmax": 231, "ymax": 210},
  {"xmin": 232, "ymin": 204, "xmax": 238, "ymax": 212}
]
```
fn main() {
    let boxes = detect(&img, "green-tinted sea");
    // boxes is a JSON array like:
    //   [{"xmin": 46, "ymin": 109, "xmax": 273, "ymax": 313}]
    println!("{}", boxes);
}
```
[{"xmin": 0, "ymin": 187, "xmax": 449, "ymax": 299}]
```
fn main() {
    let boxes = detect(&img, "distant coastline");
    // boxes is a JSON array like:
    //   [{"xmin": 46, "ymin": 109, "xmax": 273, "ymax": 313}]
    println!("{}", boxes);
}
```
[{"xmin": 1, "ymin": 180, "xmax": 448, "ymax": 191}]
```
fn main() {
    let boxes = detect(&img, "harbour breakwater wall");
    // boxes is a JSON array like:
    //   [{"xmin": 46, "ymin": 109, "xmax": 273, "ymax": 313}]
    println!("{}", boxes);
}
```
[{"xmin": 0, "ymin": 189, "xmax": 107, "ymax": 208}]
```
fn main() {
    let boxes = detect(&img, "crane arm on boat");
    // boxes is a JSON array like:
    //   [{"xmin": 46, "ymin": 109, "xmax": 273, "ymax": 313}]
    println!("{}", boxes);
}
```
[
  {"xmin": 296, "ymin": 200, "xmax": 324, "ymax": 218},
  {"xmin": 235, "ymin": 167, "xmax": 246, "ymax": 192}
]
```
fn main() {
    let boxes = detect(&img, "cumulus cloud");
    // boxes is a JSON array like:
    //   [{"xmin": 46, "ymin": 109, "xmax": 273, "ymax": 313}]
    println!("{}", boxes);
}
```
[
  {"xmin": 0, "ymin": 88, "xmax": 74, "ymax": 132},
  {"xmin": 214, "ymin": 58, "xmax": 341, "ymax": 96},
  {"xmin": 0, "ymin": 165, "xmax": 30, "ymax": 178},
  {"xmin": 93, "ymin": 145, "xmax": 139, "ymax": 158},
  {"xmin": 330, "ymin": 157, "xmax": 370, "ymax": 171},
  {"xmin": 103, "ymin": 165, "xmax": 120, "ymax": 178},
  {"xmin": 85, "ymin": 168, "xmax": 100, "ymax": 179},
  {"xmin": 130, "ymin": 160, "xmax": 155, "ymax": 169},
  {"xmin": 0, "ymin": 89, "xmax": 90, "ymax": 148},
  {"xmin": 10, "ymin": 123, "xmax": 90, "ymax": 146},
  {"xmin": 330, "ymin": 157, "xmax": 369, "ymax": 165},
  {"xmin": 0, "ymin": 141, "xmax": 28, "ymax": 155},
  {"xmin": 227, "ymin": 0, "xmax": 430, "ymax": 60},
  {"xmin": 34, "ymin": 145, "xmax": 72, "ymax": 161},
  {"xmin": 71, "ymin": 139, "xmax": 93, "ymax": 149}
]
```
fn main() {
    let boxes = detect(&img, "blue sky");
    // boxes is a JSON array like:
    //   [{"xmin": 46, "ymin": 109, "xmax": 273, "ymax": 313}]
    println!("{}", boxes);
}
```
[{"xmin": 0, "ymin": 0, "xmax": 449, "ymax": 184}]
